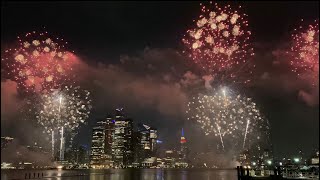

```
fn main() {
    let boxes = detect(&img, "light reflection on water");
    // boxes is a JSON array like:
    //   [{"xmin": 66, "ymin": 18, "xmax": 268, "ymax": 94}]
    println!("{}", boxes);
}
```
[{"xmin": 1, "ymin": 169, "xmax": 237, "ymax": 180}]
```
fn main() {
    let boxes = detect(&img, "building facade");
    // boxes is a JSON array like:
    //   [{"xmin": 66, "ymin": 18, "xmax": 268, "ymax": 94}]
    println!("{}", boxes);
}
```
[
  {"xmin": 136, "ymin": 124, "xmax": 158, "ymax": 167},
  {"xmin": 90, "ymin": 120, "xmax": 105, "ymax": 168},
  {"xmin": 90, "ymin": 117, "xmax": 115, "ymax": 168},
  {"xmin": 112, "ymin": 108, "xmax": 134, "ymax": 168},
  {"xmin": 176, "ymin": 128, "xmax": 188, "ymax": 168}
]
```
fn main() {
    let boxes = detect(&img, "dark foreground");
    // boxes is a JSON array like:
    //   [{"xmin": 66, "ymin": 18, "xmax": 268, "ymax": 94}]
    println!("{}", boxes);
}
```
[{"xmin": 1, "ymin": 169, "xmax": 238, "ymax": 180}]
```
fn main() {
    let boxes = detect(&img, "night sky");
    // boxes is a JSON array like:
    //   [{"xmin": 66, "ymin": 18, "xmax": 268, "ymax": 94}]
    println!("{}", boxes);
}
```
[{"xmin": 1, "ymin": 1, "xmax": 319, "ymax": 159}]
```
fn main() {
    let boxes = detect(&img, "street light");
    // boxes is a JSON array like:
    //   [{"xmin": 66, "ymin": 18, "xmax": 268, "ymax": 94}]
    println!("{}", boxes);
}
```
[
  {"xmin": 294, "ymin": 158, "xmax": 300, "ymax": 163},
  {"xmin": 267, "ymin": 160, "xmax": 272, "ymax": 165}
]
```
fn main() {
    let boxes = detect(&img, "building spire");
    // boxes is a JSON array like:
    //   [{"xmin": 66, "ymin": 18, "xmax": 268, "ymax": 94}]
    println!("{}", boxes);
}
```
[{"xmin": 180, "ymin": 128, "xmax": 186, "ymax": 144}]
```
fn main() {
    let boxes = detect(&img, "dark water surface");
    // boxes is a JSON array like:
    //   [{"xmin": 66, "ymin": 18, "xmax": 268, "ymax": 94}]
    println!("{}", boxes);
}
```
[{"xmin": 1, "ymin": 169, "xmax": 237, "ymax": 180}]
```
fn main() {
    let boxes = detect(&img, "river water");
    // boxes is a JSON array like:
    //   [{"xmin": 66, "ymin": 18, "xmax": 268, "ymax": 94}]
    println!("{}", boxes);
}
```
[{"xmin": 1, "ymin": 169, "xmax": 237, "ymax": 180}]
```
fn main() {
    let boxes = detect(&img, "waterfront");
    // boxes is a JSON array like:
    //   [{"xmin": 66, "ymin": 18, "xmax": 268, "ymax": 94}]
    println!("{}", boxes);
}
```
[{"xmin": 1, "ymin": 169, "xmax": 237, "ymax": 180}]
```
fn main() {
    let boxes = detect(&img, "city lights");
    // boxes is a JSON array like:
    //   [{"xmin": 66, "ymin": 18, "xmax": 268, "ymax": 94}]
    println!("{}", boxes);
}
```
[
  {"xmin": 0, "ymin": 2, "xmax": 318, "ymax": 179},
  {"xmin": 267, "ymin": 160, "xmax": 272, "ymax": 165}
]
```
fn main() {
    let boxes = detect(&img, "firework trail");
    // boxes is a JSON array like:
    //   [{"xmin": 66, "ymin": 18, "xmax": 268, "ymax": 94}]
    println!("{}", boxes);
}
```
[
  {"xmin": 216, "ymin": 124, "xmax": 225, "ymax": 150},
  {"xmin": 289, "ymin": 20, "xmax": 319, "ymax": 85},
  {"xmin": 182, "ymin": 2, "xmax": 254, "ymax": 85},
  {"xmin": 36, "ymin": 85, "xmax": 92, "ymax": 160},
  {"xmin": 1, "ymin": 31, "xmax": 76, "ymax": 93},
  {"xmin": 243, "ymin": 119, "xmax": 250, "ymax": 149},
  {"xmin": 36, "ymin": 85, "xmax": 92, "ymax": 134},
  {"xmin": 186, "ymin": 87, "xmax": 268, "ymax": 151}
]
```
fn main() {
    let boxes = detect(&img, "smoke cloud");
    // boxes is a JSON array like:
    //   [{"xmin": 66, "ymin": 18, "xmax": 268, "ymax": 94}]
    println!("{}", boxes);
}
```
[{"xmin": 1, "ymin": 139, "xmax": 52, "ymax": 166}]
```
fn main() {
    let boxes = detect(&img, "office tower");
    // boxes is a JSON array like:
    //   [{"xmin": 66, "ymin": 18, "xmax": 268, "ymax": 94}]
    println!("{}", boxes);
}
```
[
  {"xmin": 90, "ymin": 116, "xmax": 115, "ymax": 168},
  {"xmin": 90, "ymin": 120, "xmax": 106, "ymax": 168},
  {"xmin": 112, "ymin": 108, "xmax": 134, "ymax": 167},
  {"xmin": 180, "ymin": 128, "xmax": 187, "ymax": 162},
  {"xmin": 76, "ymin": 145, "xmax": 88, "ymax": 165},
  {"xmin": 149, "ymin": 127, "xmax": 158, "ymax": 155},
  {"xmin": 136, "ymin": 124, "xmax": 158, "ymax": 167},
  {"xmin": 104, "ymin": 116, "xmax": 114, "ymax": 162},
  {"xmin": 66, "ymin": 131, "xmax": 77, "ymax": 151}
]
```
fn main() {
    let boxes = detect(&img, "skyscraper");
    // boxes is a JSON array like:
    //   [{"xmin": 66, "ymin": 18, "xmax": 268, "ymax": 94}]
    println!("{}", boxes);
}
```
[
  {"xmin": 66, "ymin": 131, "xmax": 77, "ymax": 152},
  {"xmin": 149, "ymin": 127, "xmax": 158, "ymax": 155},
  {"xmin": 177, "ymin": 128, "xmax": 188, "ymax": 168},
  {"xmin": 137, "ymin": 125, "xmax": 151, "ymax": 163},
  {"xmin": 136, "ymin": 124, "xmax": 158, "ymax": 167},
  {"xmin": 104, "ymin": 116, "xmax": 114, "ymax": 166},
  {"xmin": 77, "ymin": 145, "xmax": 89, "ymax": 165},
  {"xmin": 112, "ymin": 108, "xmax": 134, "ymax": 168},
  {"xmin": 90, "ymin": 116, "xmax": 115, "ymax": 168},
  {"xmin": 90, "ymin": 120, "xmax": 106, "ymax": 168},
  {"xmin": 180, "ymin": 128, "xmax": 187, "ymax": 160}
]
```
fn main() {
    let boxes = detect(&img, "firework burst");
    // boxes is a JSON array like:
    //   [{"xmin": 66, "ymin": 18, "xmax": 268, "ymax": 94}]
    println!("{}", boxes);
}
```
[
  {"xmin": 182, "ymin": 2, "xmax": 254, "ymax": 85},
  {"xmin": 36, "ymin": 85, "xmax": 92, "ymax": 134},
  {"xmin": 186, "ymin": 87, "xmax": 269, "ymax": 150},
  {"xmin": 289, "ymin": 19, "xmax": 319, "ymax": 85},
  {"xmin": 2, "ymin": 31, "xmax": 76, "ymax": 93}
]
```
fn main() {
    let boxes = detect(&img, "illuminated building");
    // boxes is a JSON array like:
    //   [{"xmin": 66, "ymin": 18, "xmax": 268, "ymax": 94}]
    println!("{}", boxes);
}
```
[
  {"xmin": 136, "ymin": 124, "xmax": 158, "ymax": 167},
  {"xmin": 263, "ymin": 149, "xmax": 273, "ymax": 162},
  {"xmin": 64, "ymin": 131, "xmax": 78, "ymax": 164},
  {"xmin": 105, "ymin": 116, "xmax": 114, "ymax": 158},
  {"xmin": 77, "ymin": 145, "xmax": 89, "ymax": 165},
  {"xmin": 164, "ymin": 150, "xmax": 176, "ymax": 168},
  {"xmin": 26, "ymin": 142, "xmax": 49, "ymax": 154},
  {"xmin": 90, "ymin": 120, "xmax": 105, "ymax": 168},
  {"xmin": 150, "ymin": 128, "xmax": 157, "ymax": 154},
  {"xmin": 65, "ymin": 145, "xmax": 89, "ymax": 165},
  {"xmin": 297, "ymin": 149, "xmax": 307, "ymax": 165},
  {"xmin": 309, "ymin": 149, "xmax": 319, "ymax": 165},
  {"xmin": 137, "ymin": 125, "xmax": 151, "ymax": 164},
  {"xmin": 90, "ymin": 117, "xmax": 114, "ymax": 168},
  {"xmin": 65, "ymin": 131, "xmax": 77, "ymax": 152},
  {"xmin": 239, "ymin": 149, "xmax": 250, "ymax": 166},
  {"xmin": 112, "ymin": 108, "xmax": 134, "ymax": 168},
  {"xmin": 176, "ymin": 128, "xmax": 188, "ymax": 168}
]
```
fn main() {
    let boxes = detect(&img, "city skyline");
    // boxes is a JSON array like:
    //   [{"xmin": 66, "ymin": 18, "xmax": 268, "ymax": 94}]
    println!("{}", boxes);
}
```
[{"xmin": 1, "ymin": 1, "xmax": 319, "ymax": 164}]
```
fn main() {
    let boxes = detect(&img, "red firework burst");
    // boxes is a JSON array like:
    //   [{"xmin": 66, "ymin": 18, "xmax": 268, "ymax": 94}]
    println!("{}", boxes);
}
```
[
  {"xmin": 289, "ymin": 19, "xmax": 319, "ymax": 85},
  {"xmin": 182, "ymin": 2, "xmax": 254, "ymax": 85},
  {"xmin": 2, "ymin": 31, "xmax": 76, "ymax": 93}
]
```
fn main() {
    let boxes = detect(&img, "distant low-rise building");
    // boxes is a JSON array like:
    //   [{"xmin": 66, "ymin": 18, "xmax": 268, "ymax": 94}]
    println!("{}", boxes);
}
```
[
  {"xmin": 1, "ymin": 137, "xmax": 14, "ymax": 149},
  {"xmin": 163, "ymin": 150, "xmax": 176, "ymax": 168}
]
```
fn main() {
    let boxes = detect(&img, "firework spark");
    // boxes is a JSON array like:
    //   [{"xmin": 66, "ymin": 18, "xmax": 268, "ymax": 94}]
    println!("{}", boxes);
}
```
[
  {"xmin": 2, "ymin": 31, "xmax": 76, "ymax": 93},
  {"xmin": 186, "ymin": 87, "xmax": 269, "ymax": 150},
  {"xmin": 182, "ymin": 2, "xmax": 254, "ymax": 85},
  {"xmin": 36, "ymin": 85, "xmax": 92, "ymax": 134},
  {"xmin": 289, "ymin": 20, "xmax": 319, "ymax": 85}
]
